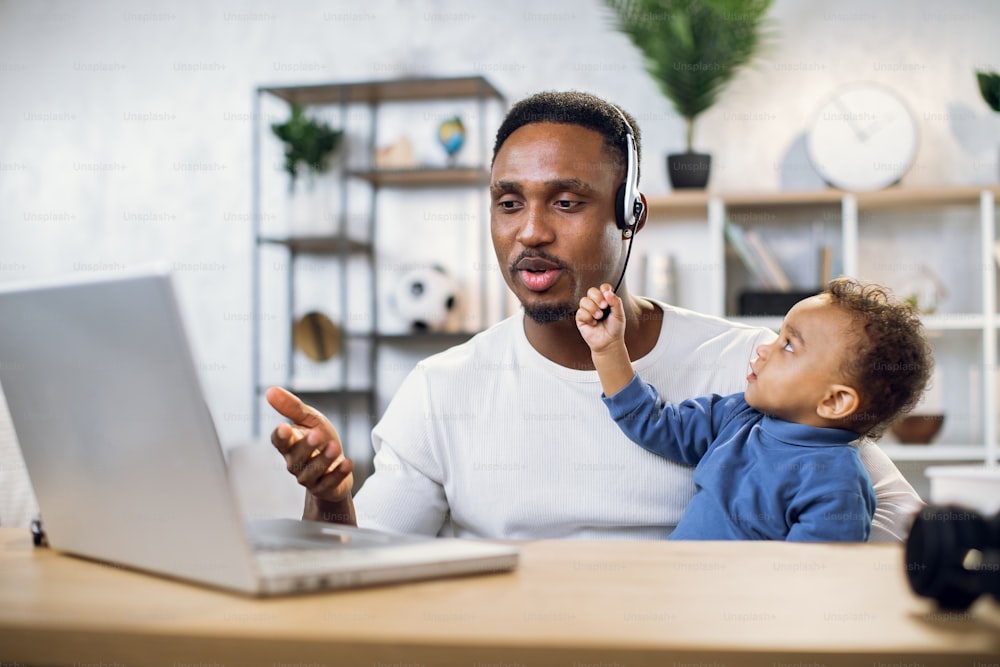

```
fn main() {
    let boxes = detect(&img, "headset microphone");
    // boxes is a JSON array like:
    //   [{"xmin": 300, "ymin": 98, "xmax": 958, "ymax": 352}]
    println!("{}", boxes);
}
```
[{"xmin": 602, "ymin": 107, "xmax": 644, "ymax": 320}]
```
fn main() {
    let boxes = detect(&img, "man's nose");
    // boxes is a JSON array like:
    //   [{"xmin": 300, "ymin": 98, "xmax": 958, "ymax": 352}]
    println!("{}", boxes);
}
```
[{"xmin": 515, "ymin": 203, "xmax": 555, "ymax": 246}]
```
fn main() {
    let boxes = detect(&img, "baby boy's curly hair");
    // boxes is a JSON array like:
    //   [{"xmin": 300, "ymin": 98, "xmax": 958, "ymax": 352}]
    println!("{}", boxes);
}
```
[{"xmin": 826, "ymin": 277, "xmax": 934, "ymax": 438}]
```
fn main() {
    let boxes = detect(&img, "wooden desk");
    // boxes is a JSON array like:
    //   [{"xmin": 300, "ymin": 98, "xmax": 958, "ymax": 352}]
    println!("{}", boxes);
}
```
[{"xmin": 0, "ymin": 528, "xmax": 997, "ymax": 666}]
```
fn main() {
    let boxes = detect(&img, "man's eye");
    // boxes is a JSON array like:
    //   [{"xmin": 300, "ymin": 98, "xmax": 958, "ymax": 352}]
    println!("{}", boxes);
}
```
[
  {"xmin": 555, "ymin": 199, "xmax": 580, "ymax": 209},
  {"xmin": 783, "ymin": 340, "xmax": 793, "ymax": 352},
  {"xmin": 496, "ymin": 200, "xmax": 520, "ymax": 210}
]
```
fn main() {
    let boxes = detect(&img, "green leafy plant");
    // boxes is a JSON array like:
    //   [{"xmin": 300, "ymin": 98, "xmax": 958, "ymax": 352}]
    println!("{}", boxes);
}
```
[
  {"xmin": 270, "ymin": 105, "xmax": 343, "ymax": 188},
  {"xmin": 977, "ymin": 70, "xmax": 1000, "ymax": 112},
  {"xmin": 603, "ymin": 0, "xmax": 773, "ymax": 153}
]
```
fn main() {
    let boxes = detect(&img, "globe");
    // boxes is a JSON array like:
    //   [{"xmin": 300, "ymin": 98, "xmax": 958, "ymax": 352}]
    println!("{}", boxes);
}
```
[{"xmin": 437, "ymin": 116, "xmax": 465, "ymax": 164}]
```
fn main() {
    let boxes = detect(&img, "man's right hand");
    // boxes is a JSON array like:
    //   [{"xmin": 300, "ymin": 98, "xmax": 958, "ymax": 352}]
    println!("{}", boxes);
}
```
[{"xmin": 266, "ymin": 386, "xmax": 357, "ymax": 525}]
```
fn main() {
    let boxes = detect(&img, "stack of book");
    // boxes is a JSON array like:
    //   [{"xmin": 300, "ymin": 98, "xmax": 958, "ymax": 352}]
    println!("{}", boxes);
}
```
[{"xmin": 723, "ymin": 217, "xmax": 791, "ymax": 291}]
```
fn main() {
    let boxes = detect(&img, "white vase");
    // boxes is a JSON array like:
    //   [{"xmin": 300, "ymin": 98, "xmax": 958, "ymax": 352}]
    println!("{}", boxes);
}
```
[{"xmin": 286, "ymin": 172, "xmax": 336, "ymax": 237}]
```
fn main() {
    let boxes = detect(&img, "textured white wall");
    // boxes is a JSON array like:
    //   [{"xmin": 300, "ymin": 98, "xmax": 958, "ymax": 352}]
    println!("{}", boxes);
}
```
[{"xmin": 0, "ymin": 0, "xmax": 998, "ymax": 465}]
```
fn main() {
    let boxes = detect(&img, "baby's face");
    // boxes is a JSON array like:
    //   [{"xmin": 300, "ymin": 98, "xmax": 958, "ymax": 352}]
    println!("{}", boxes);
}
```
[{"xmin": 745, "ymin": 295, "xmax": 856, "ymax": 426}]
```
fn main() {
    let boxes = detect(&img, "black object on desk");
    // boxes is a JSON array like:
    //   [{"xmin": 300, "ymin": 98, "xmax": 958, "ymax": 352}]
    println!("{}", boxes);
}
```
[
  {"xmin": 30, "ymin": 514, "xmax": 47, "ymax": 547},
  {"xmin": 905, "ymin": 504, "xmax": 1000, "ymax": 611}
]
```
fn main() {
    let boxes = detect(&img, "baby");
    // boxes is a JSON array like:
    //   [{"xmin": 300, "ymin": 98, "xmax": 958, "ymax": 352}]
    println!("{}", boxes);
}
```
[{"xmin": 576, "ymin": 277, "xmax": 933, "ymax": 541}]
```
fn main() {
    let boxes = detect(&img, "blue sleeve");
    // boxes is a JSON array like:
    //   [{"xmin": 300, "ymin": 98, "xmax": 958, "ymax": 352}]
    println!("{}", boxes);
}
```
[
  {"xmin": 786, "ymin": 486, "xmax": 875, "ymax": 543},
  {"xmin": 602, "ymin": 375, "xmax": 735, "ymax": 466}
]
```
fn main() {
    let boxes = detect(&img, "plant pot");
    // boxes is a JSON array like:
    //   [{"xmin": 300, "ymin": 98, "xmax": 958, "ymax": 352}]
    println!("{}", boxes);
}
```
[
  {"xmin": 667, "ymin": 152, "xmax": 711, "ymax": 190},
  {"xmin": 286, "ymin": 173, "xmax": 337, "ymax": 236}
]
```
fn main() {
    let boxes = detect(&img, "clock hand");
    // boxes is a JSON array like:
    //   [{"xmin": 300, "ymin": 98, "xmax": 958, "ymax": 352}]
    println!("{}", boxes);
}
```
[
  {"xmin": 857, "ymin": 113, "xmax": 894, "ymax": 143},
  {"xmin": 832, "ymin": 97, "xmax": 867, "ymax": 142}
]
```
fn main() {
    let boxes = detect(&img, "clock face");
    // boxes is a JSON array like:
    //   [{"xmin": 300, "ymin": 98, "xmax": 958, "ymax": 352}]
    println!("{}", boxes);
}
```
[{"xmin": 806, "ymin": 83, "xmax": 918, "ymax": 191}]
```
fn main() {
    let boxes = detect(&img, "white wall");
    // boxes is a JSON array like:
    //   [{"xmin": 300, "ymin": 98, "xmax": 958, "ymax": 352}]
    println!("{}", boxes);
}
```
[{"xmin": 0, "ymin": 0, "xmax": 998, "ymax": 463}]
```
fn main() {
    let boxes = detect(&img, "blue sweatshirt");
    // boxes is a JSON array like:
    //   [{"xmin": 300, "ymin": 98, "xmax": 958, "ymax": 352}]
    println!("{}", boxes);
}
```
[{"xmin": 604, "ymin": 376, "xmax": 876, "ymax": 541}]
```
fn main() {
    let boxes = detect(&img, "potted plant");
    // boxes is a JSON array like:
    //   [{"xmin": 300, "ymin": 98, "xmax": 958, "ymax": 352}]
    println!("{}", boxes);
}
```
[
  {"xmin": 603, "ymin": 0, "xmax": 773, "ymax": 189},
  {"xmin": 977, "ymin": 70, "xmax": 1000, "ymax": 182},
  {"xmin": 270, "ymin": 105, "xmax": 344, "ymax": 234},
  {"xmin": 270, "ymin": 104, "xmax": 343, "ymax": 193}
]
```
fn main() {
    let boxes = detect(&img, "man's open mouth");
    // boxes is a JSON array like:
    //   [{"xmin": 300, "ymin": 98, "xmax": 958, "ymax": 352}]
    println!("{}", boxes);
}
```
[{"xmin": 514, "ymin": 256, "xmax": 564, "ymax": 292}]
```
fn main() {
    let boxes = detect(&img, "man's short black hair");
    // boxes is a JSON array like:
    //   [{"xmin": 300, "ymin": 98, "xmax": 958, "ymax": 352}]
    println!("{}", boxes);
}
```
[{"xmin": 491, "ymin": 91, "xmax": 642, "ymax": 181}]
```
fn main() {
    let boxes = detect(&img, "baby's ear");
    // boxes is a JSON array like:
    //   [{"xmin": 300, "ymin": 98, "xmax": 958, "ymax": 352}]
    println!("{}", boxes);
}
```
[{"xmin": 817, "ymin": 384, "xmax": 860, "ymax": 422}]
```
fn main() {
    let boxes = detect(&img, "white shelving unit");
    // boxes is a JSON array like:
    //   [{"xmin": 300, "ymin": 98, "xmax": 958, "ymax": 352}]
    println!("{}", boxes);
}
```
[{"xmin": 645, "ymin": 185, "xmax": 1000, "ymax": 468}]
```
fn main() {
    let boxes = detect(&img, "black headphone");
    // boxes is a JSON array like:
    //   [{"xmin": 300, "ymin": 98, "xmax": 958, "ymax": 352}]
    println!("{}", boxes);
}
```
[{"xmin": 602, "ymin": 108, "xmax": 644, "ymax": 319}]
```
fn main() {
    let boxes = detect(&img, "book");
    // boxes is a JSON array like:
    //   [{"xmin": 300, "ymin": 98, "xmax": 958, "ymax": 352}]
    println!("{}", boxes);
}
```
[
  {"xmin": 819, "ymin": 245, "xmax": 833, "ymax": 286},
  {"xmin": 743, "ymin": 229, "xmax": 792, "ymax": 291},
  {"xmin": 723, "ymin": 218, "xmax": 773, "ymax": 289}
]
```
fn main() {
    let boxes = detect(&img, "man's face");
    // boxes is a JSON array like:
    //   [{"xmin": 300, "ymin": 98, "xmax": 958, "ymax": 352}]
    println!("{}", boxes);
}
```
[{"xmin": 490, "ymin": 122, "xmax": 624, "ymax": 324}]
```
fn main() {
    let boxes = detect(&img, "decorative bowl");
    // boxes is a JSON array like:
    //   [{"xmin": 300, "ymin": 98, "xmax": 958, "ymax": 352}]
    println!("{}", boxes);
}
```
[{"xmin": 890, "ymin": 414, "xmax": 945, "ymax": 444}]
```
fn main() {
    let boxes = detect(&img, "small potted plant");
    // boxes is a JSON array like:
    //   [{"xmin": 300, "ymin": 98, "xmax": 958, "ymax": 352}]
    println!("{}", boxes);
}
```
[
  {"xmin": 270, "ymin": 105, "xmax": 344, "ymax": 234},
  {"xmin": 977, "ymin": 70, "xmax": 1000, "ymax": 182},
  {"xmin": 270, "ymin": 104, "xmax": 343, "ymax": 193},
  {"xmin": 603, "ymin": 0, "xmax": 773, "ymax": 189}
]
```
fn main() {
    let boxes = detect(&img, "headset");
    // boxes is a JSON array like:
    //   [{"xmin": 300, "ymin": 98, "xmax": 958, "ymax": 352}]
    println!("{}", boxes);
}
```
[
  {"xmin": 603, "ymin": 106, "xmax": 645, "ymax": 319},
  {"xmin": 614, "ymin": 108, "xmax": 645, "ymax": 238}
]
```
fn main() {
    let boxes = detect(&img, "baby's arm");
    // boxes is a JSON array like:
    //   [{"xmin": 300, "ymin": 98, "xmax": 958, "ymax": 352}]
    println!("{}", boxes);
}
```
[
  {"xmin": 576, "ymin": 284, "xmax": 635, "ymax": 397},
  {"xmin": 786, "ymin": 489, "xmax": 874, "ymax": 542}
]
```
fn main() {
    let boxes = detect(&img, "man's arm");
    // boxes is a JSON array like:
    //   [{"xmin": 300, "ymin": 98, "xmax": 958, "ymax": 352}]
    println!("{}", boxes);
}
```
[
  {"xmin": 267, "ymin": 386, "xmax": 357, "ymax": 526},
  {"xmin": 303, "ymin": 494, "xmax": 357, "ymax": 525},
  {"xmin": 857, "ymin": 439, "xmax": 924, "ymax": 541}
]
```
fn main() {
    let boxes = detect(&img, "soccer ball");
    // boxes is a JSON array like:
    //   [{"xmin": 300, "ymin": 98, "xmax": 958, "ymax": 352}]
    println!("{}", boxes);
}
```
[{"xmin": 392, "ymin": 265, "xmax": 459, "ymax": 332}]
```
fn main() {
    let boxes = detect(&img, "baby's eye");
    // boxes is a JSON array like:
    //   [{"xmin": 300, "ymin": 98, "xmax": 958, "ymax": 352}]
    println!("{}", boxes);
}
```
[{"xmin": 783, "ymin": 340, "xmax": 794, "ymax": 352}]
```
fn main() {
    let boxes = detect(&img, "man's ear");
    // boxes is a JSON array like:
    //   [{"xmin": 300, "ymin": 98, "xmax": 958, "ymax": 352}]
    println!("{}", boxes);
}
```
[{"xmin": 817, "ymin": 384, "xmax": 860, "ymax": 422}]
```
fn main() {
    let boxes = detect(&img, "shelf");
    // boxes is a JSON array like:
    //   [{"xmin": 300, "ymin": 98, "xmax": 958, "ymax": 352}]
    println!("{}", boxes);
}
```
[
  {"xmin": 259, "ymin": 75, "xmax": 505, "ymax": 107},
  {"xmin": 729, "ymin": 313, "xmax": 986, "ymax": 336},
  {"xmin": 854, "ymin": 185, "xmax": 1000, "ymax": 210},
  {"xmin": 645, "ymin": 185, "xmax": 1000, "ymax": 214},
  {"xmin": 643, "ymin": 190, "xmax": 712, "ymax": 217},
  {"xmin": 645, "ymin": 189, "xmax": 842, "ymax": 215},
  {"xmin": 376, "ymin": 332, "xmax": 476, "ymax": 344},
  {"xmin": 252, "ymin": 75, "xmax": 506, "ymax": 444},
  {"xmin": 255, "ymin": 384, "xmax": 372, "ymax": 397},
  {"xmin": 643, "ymin": 184, "xmax": 999, "ymax": 470},
  {"xmin": 284, "ymin": 385, "xmax": 373, "ymax": 398},
  {"xmin": 350, "ymin": 167, "xmax": 490, "ymax": 188},
  {"xmin": 258, "ymin": 235, "xmax": 371, "ymax": 254},
  {"xmin": 876, "ymin": 444, "xmax": 990, "ymax": 462},
  {"xmin": 920, "ymin": 314, "xmax": 987, "ymax": 331}
]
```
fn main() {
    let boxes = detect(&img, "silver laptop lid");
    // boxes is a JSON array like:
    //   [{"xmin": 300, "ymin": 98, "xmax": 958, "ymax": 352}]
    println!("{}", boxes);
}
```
[{"xmin": 0, "ymin": 266, "xmax": 259, "ymax": 592}]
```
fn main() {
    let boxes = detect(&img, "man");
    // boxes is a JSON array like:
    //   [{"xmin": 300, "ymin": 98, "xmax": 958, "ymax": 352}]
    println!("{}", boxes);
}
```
[{"xmin": 268, "ymin": 90, "xmax": 923, "ymax": 541}]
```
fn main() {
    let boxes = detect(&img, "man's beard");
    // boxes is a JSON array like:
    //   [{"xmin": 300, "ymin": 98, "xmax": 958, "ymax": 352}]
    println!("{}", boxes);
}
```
[{"xmin": 523, "ymin": 302, "xmax": 576, "ymax": 324}]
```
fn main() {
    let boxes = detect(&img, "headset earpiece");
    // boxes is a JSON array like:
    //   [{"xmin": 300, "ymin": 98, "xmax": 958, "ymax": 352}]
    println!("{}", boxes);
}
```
[
  {"xmin": 615, "ymin": 115, "xmax": 642, "ymax": 235},
  {"xmin": 614, "ymin": 183, "xmax": 628, "ymax": 231}
]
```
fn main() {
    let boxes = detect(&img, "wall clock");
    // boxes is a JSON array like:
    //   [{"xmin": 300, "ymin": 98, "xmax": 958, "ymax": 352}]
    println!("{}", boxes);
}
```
[{"xmin": 806, "ymin": 82, "xmax": 919, "ymax": 191}]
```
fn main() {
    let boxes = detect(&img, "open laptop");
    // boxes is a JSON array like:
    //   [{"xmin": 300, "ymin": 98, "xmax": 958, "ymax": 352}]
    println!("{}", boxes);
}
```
[{"xmin": 0, "ymin": 265, "xmax": 518, "ymax": 596}]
